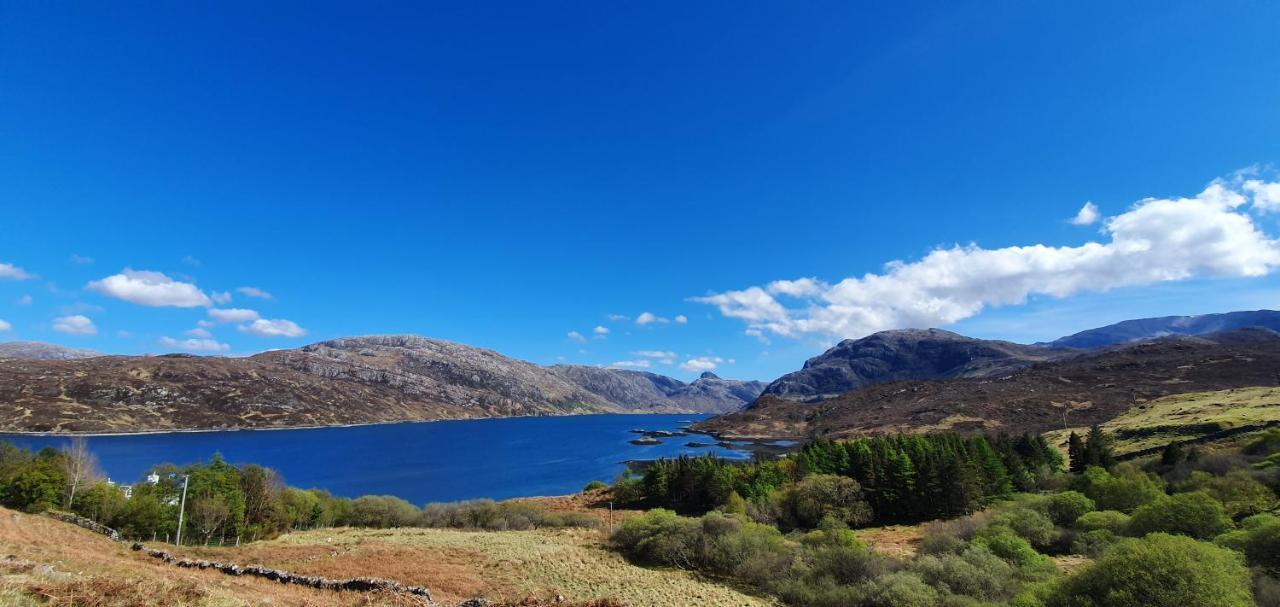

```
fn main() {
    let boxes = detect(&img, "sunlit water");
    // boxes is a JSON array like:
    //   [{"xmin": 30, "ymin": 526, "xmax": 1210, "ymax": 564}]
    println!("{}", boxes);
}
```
[{"xmin": 0, "ymin": 414, "xmax": 778, "ymax": 504}]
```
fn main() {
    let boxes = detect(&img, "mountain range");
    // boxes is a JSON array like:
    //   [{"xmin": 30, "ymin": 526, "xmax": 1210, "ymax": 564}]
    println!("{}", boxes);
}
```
[
  {"xmin": 2, "ymin": 309, "xmax": 1278, "ymax": 435},
  {"xmin": 0, "ymin": 335, "xmax": 763, "ymax": 433}
]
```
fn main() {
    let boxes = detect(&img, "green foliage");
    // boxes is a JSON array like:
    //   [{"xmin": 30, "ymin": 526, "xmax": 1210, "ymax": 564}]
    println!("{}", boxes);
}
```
[
  {"xmin": 582, "ymin": 480, "xmax": 608, "ymax": 492},
  {"xmin": 632, "ymin": 432, "xmax": 1057, "ymax": 527},
  {"xmin": 1175, "ymin": 470, "xmax": 1276, "ymax": 518},
  {"xmin": 912, "ymin": 545, "xmax": 1017, "ymax": 601},
  {"xmin": 1072, "ymin": 510, "xmax": 1130, "ymax": 534},
  {"xmin": 1071, "ymin": 464, "xmax": 1164, "ymax": 513},
  {"xmin": 772, "ymin": 473, "xmax": 873, "ymax": 530},
  {"xmin": 1046, "ymin": 533, "xmax": 1253, "ymax": 607},
  {"xmin": 1070, "ymin": 529, "xmax": 1119, "ymax": 558},
  {"xmin": 1042, "ymin": 491, "xmax": 1094, "ymax": 526},
  {"xmin": 993, "ymin": 507, "xmax": 1058, "ymax": 552},
  {"xmin": 974, "ymin": 526, "xmax": 1053, "ymax": 570},
  {"xmin": 1237, "ymin": 516, "xmax": 1280, "ymax": 573},
  {"xmin": 1127, "ymin": 491, "xmax": 1233, "ymax": 540},
  {"xmin": 417, "ymin": 498, "xmax": 598, "ymax": 530}
]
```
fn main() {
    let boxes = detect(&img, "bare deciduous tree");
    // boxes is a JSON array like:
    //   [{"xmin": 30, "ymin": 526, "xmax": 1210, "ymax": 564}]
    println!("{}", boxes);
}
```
[{"xmin": 62, "ymin": 436, "xmax": 102, "ymax": 509}]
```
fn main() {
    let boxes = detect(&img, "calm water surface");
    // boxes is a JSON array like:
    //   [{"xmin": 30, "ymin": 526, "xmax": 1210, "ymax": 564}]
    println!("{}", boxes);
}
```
[{"xmin": 0, "ymin": 414, "xmax": 761, "ymax": 504}]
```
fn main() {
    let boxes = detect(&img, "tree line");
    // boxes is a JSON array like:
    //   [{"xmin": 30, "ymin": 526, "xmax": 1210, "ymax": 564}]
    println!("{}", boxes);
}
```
[
  {"xmin": 0, "ymin": 440, "xmax": 595, "ymax": 544},
  {"xmin": 622, "ymin": 432, "xmax": 1063, "ymax": 526}
]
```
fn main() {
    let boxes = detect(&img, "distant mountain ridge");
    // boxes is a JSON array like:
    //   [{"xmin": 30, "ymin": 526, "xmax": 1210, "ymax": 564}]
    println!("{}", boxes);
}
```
[
  {"xmin": 1043, "ymin": 310, "xmax": 1280, "ymax": 349},
  {"xmin": 0, "ymin": 341, "xmax": 101, "ymax": 361},
  {"xmin": 0, "ymin": 334, "xmax": 764, "ymax": 433},
  {"xmin": 757, "ymin": 310, "xmax": 1280, "ymax": 403}
]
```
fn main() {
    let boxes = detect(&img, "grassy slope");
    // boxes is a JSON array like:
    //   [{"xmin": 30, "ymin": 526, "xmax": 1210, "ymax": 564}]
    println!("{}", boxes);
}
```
[
  {"xmin": 1044, "ymin": 386, "xmax": 1280, "ymax": 456},
  {"xmin": 0, "ymin": 502, "xmax": 772, "ymax": 607},
  {"xmin": 177, "ymin": 526, "xmax": 774, "ymax": 607}
]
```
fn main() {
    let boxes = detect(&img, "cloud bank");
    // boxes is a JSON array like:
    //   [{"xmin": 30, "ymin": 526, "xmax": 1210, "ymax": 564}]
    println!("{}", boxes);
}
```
[
  {"xmin": 695, "ymin": 177, "xmax": 1280, "ymax": 340},
  {"xmin": 53, "ymin": 315, "xmax": 97, "ymax": 335}
]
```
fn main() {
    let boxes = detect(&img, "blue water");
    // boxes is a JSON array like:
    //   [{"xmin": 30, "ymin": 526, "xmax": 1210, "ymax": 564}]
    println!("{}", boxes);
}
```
[{"xmin": 0, "ymin": 414, "xmax": 751, "ymax": 504}]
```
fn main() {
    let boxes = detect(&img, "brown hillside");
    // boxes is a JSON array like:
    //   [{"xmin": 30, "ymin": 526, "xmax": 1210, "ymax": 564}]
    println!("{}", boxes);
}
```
[{"xmin": 695, "ymin": 336, "xmax": 1280, "ymax": 439}]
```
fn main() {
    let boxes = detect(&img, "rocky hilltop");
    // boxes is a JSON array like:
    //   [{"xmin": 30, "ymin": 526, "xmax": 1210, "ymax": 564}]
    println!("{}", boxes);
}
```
[
  {"xmin": 760, "ymin": 329, "xmax": 1059, "ymax": 401},
  {"xmin": 0, "ymin": 335, "xmax": 763, "ymax": 433},
  {"xmin": 546, "ymin": 366, "xmax": 767, "ymax": 414}
]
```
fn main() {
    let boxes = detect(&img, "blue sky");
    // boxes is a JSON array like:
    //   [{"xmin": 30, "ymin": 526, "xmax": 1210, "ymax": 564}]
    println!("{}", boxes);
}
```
[{"xmin": 2, "ymin": 1, "xmax": 1280, "ymax": 381}]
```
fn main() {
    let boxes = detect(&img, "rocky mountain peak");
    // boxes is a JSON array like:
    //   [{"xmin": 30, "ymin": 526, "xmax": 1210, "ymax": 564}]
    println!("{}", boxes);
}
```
[{"xmin": 698, "ymin": 371, "xmax": 721, "ymax": 380}]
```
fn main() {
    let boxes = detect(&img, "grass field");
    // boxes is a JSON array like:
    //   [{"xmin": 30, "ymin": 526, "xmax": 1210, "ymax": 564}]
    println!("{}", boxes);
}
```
[
  {"xmin": 1044, "ymin": 386, "xmax": 1280, "ymax": 456},
  {"xmin": 0, "ymin": 501, "xmax": 774, "ymax": 607}
]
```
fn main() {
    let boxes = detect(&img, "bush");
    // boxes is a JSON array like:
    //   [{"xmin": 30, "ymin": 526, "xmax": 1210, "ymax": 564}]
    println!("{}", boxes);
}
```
[
  {"xmin": 773, "ymin": 474, "xmax": 874, "ymax": 530},
  {"xmin": 612, "ymin": 508, "xmax": 703, "ymax": 569},
  {"xmin": 1241, "ymin": 517, "xmax": 1280, "ymax": 573},
  {"xmin": 582, "ymin": 480, "xmax": 608, "ymax": 492},
  {"xmin": 344, "ymin": 495, "xmax": 420, "ymax": 528},
  {"xmin": 1046, "ymin": 533, "xmax": 1253, "ymax": 607},
  {"xmin": 912, "ymin": 545, "xmax": 1016, "ymax": 600},
  {"xmin": 994, "ymin": 507, "xmax": 1058, "ymax": 551},
  {"xmin": 860, "ymin": 571, "xmax": 940, "ymax": 607},
  {"xmin": 1127, "ymin": 491, "xmax": 1233, "ymax": 540},
  {"xmin": 1175, "ymin": 470, "xmax": 1276, "ymax": 518},
  {"xmin": 918, "ymin": 512, "xmax": 994, "ymax": 556},
  {"xmin": 1070, "ymin": 529, "xmax": 1119, "ymax": 557},
  {"xmin": 974, "ymin": 526, "xmax": 1050, "ymax": 570},
  {"xmin": 1043, "ymin": 491, "xmax": 1094, "ymax": 526},
  {"xmin": 417, "ymin": 499, "xmax": 597, "ymax": 530},
  {"xmin": 1073, "ymin": 510, "xmax": 1130, "ymax": 534},
  {"xmin": 1071, "ymin": 465, "xmax": 1164, "ymax": 513}
]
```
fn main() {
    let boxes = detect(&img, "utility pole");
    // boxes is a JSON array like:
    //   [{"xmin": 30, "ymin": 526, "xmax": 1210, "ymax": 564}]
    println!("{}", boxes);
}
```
[
  {"xmin": 608, "ymin": 501, "xmax": 614, "ymax": 535},
  {"xmin": 174, "ymin": 475, "xmax": 190, "ymax": 546}
]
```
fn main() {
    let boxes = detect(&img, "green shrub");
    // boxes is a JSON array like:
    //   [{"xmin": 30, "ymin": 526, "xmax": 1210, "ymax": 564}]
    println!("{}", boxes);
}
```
[
  {"xmin": 1046, "ymin": 533, "xmax": 1253, "ymax": 607},
  {"xmin": 994, "ymin": 507, "xmax": 1058, "ymax": 551},
  {"xmin": 1042, "ymin": 491, "xmax": 1095, "ymax": 526},
  {"xmin": 1071, "ymin": 465, "xmax": 1164, "ymax": 513},
  {"xmin": 975, "ymin": 526, "xmax": 1051, "ymax": 570},
  {"xmin": 912, "ymin": 545, "xmax": 1016, "ymax": 600},
  {"xmin": 1242, "ymin": 518, "xmax": 1280, "ymax": 573},
  {"xmin": 1176, "ymin": 470, "xmax": 1276, "ymax": 518},
  {"xmin": 1072, "ymin": 510, "xmax": 1130, "ymax": 534},
  {"xmin": 612, "ymin": 508, "xmax": 703, "ymax": 569},
  {"xmin": 1127, "ymin": 491, "xmax": 1233, "ymax": 540},
  {"xmin": 1070, "ymin": 529, "xmax": 1119, "ymax": 557},
  {"xmin": 582, "ymin": 480, "xmax": 608, "ymax": 492},
  {"xmin": 773, "ymin": 474, "xmax": 874, "ymax": 530},
  {"xmin": 859, "ymin": 571, "xmax": 940, "ymax": 607}
]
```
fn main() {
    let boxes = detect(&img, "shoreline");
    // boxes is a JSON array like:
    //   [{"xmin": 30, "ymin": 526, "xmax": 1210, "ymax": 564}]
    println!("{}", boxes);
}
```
[{"xmin": 0, "ymin": 409, "xmax": 721, "ymax": 438}]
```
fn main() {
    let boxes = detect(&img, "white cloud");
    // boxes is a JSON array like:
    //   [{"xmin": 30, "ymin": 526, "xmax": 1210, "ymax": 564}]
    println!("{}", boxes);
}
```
[
  {"xmin": 184, "ymin": 327, "xmax": 213, "ymax": 338},
  {"xmin": 239, "ymin": 318, "xmax": 307, "ymax": 338},
  {"xmin": 609, "ymin": 359, "xmax": 651, "ymax": 369},
  {"xmin": 211, "ymin": 291, "xmax": 232, "ymax": 305},
  {"xmin": 208, "ymin": 308, "xmax": 260, "ymax": 323},
  {"xmin": 69, "ymin": 254, "xmax": 94, "ymax": 265},
  {"xmin": 636, "ymin": 312, "xmax": 670, "ymax": 325},
  {"xmin": 606, "ymin": 314, "xmax": 629, "ymax": 321},
  {"xmin": 0, "ymin": 320, "xmax": 10, "ymax": 332},
  {"xmin": 567, "ymin": 330, "xmax": 587, "ymax": 343},
  {"xmin": 633, "ymin": 350, "xmax": 677, "ymax": 359},
  {"xmin": 0, "ymin": 263, "xmax": 33, "ymax": 280},
  {"xmin": 696, "ymin": 177, "xmax": 1280, "ymax": 340},
  {"xmin": 674, "ymin": 314, "xmax": 688, "ymax": 324},
  {"xmin": 182, "ymin": 255, "xmax": 201, "ymax": 267},
  {"xmin": 116, "ymin": 329, "xmax": 132, "ymax": 338},
  {"xmin": 17, "ymin": 295, "xmax": 32, "ymax": 305},
  {"xmin": 680, "ymin": 356, "xmax": 724, "ymax": 372},
  {"xmin": 593, "ymin": 325, "xmax": 609, "ymax": 336},
  {"xmin": 1070, "ymin": 201, "xmax": 1101, "ymax": 226},
  {"xmin": 236, "ymin": 286, "xmax": 273, "ymax": 300},
  {"xmin": 87, "ymin": 269, "xmax": 211, "ymax": 307},
  {"xmin": 1245, "ymin": 179, "xmax": 1280, "ymax": 213},
  {"xmin": 53, "ymin": 315, "xmax": 97, "ymax": 335},
  {"xmin": 159, "ymin": 336, "xmax": 230, "ymax": 352}
]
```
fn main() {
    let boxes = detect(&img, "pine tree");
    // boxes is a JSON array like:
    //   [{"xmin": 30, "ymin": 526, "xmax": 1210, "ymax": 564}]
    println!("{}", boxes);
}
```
[
  {"xmin": 1084, "ymin": 425, "xmax": 1116, "ymax": 469},
  {"xmin": 1068, "ymin": 431, "xmax": 1087, "ymax": 474}
]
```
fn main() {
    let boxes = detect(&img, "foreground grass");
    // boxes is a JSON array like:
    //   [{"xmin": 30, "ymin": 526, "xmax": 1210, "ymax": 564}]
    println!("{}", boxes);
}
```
[
  {"xmin": 1045, "ymin": 386, "xmax": 1280, "ymax": 456},
  {"xmin": 184, "ymin": 526, "xmax": 774, "ymax": 607}
]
